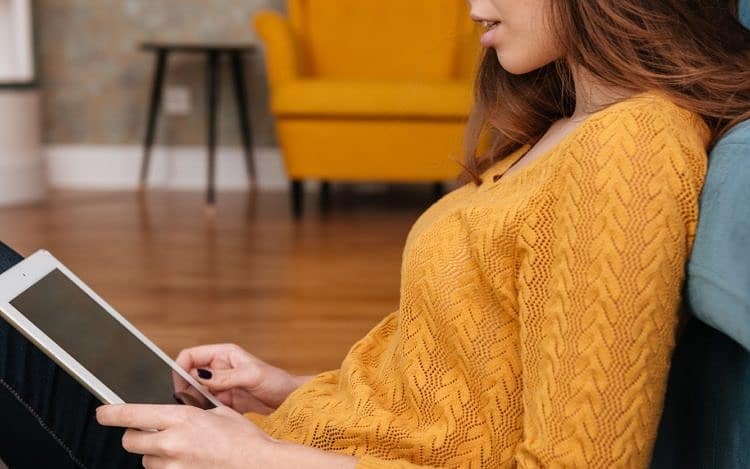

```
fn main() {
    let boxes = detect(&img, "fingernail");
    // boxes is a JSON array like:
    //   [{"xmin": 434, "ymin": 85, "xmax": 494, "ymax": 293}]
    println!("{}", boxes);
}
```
[{"xmin": 197, "ymin": 368, "xmax": 213, "ymax": 380}]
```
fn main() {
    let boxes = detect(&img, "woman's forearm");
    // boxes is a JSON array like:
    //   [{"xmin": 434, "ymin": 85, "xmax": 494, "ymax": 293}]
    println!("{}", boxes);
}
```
[
  {"xmin": 292, "ymin": 374, "xmax": 316, "ymax": 388},
  {"xmin": 273, "ymin": 439, "xmax": 358, "ymax": 468}
]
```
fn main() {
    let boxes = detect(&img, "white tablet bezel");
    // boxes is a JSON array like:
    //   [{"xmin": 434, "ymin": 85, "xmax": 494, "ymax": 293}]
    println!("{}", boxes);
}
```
[{"xmin": 0, "ymin": 249, "xmax": 222, "ymax": 408}]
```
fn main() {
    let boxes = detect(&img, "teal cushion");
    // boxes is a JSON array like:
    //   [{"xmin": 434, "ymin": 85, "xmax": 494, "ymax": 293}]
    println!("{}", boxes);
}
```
[
  {"xmin": 741, "ymin": 0, "xmax": 749, "ymax": 28},
  {"xmin": 686, "ymin": 121, "xmax": 750, "ymax": 350}
]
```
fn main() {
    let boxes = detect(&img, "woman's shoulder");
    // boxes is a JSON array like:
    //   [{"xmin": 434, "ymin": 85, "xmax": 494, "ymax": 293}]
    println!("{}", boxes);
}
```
[
  {"xmin": 589, "ymin": 91, "xmax": 710, "ymax": 151},
  {"xmin": 565, "ymin": 91, "xmax": 709, "ymax": 181}
]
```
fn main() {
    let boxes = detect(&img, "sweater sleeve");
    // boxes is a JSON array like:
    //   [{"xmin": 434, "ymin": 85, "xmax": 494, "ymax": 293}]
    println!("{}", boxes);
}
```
[
  {"xmin": 513, "ymin": 111, "xmax": 706, "ymax": 467},
  {"xmin": 357, "ymin": 456, "xmax": 437, "ymax": 469}
]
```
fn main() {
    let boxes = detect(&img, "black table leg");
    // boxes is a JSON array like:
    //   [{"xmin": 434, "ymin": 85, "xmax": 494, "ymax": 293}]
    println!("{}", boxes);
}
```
[
  {"xmin": 206, "ymin": 51, "xmax": 221, "ymax": 206},
  {"xmin": 230, "ymin": 51, "xmax": 257, "ymax": 187},
  {"xmin": 320, "ymin": 181, "xmax": 331, "ymax": 212},
  {"xmin": 140, "ymin": 49, "xmax": 168, "ymax": 189},
  {"xmin": 291, "ymin": 180, "xmax": 304, "ymax": 219}
]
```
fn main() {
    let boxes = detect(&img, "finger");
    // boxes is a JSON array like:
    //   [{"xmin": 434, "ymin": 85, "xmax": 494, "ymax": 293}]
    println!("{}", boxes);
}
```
[
  {"xmin": 240, "ymin": 400, "xmax": 277, "ymax": 416},
  {"xmin": 227, "ymin": 389, "xmax": 277, "ymax": 415},
  {"xmin": 213, "ymin": 390, "xmax": 235, "ymax": 407},
  {"xmin": 122, "ymin": 429, "xmax": 163, "ymax": 455},
  {"xmin": 142, "ymin": 455, "xmax": 165, "ymax": 469},
  {"xmin": 193, "ymin": 366, "xmax": 261, "ymax": 393},
  {"xmin": 96, "ymin": 404, "xmax": 190, "ymax": 430},
  {"xmin": 209, "ymin": 405, "xmax": 239, "ymax": 418},
  {"xmin": 171, "ymin": 369, "xmax": 190, "ymax": 396},
  {"xmin": 175, "ymin": 343, "xmax": 243, "ymax": 371}
]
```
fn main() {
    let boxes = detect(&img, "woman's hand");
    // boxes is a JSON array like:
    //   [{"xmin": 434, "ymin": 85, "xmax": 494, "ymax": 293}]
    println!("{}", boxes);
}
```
[
  {"xmin": 175, "ymin": 343, "xmax": 311, "ymax": 414},
  {"xmin": 96, "ymin": 404, "xmax": 358, "ymax": 469}
]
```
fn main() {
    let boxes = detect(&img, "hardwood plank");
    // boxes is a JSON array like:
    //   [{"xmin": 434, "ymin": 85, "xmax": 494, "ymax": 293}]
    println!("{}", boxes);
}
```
[{"xmin": 0, "ymin": 188, "xmax": 432, "ymax": 375}]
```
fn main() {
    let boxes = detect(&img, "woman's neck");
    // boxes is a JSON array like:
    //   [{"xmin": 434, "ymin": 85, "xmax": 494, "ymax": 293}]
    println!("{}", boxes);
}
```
[{"xmin": 570, "ymin": 65, "xmax": 635, "ymax": 122}]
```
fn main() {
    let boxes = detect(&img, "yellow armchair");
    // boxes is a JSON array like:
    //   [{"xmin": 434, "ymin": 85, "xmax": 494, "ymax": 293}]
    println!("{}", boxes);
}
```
[{"xmin": 253, "ymin": 1, "xmax": 482, "ymax": 216}]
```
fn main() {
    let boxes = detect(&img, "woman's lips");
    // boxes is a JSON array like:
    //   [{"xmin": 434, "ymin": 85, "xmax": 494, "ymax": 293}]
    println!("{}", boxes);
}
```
[{"xmin": 480, "ymin": 24, "xmax": 499, "ymax": 48}]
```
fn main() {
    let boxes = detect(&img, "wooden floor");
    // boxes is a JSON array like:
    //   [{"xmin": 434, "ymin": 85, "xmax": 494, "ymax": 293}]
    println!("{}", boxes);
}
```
[{"xmin": 0, "ymin": 187, "xmax": 435, "ymax": 375}]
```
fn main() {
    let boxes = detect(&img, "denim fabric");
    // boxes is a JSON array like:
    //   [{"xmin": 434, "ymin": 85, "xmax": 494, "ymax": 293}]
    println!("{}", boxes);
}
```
[
  {"xmin": 651, "ymin": 5, "xmax": 750, "ymax": 465},
  {"xmin": 651, "ymin": 122, "xmax": 750, "ymax": 465},
  {"xmin": 651, "ymin": 319, "xmax": 750, "ymax": 468},
  {"xmin": 686, "ymin": 122, "xmax": 750, "ymax": 351},
  {"xmin": 0, "ymin": 241, "xmax": 140, "ymax": 469}
]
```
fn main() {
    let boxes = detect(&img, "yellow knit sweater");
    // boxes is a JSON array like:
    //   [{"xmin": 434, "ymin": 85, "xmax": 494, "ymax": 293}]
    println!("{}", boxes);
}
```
[{"xmin": 247, "ymin": 92, "xmax": 709, "ymax": 468}]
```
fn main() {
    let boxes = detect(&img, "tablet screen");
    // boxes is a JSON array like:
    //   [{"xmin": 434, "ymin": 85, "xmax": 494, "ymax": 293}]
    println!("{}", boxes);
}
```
[{"xmin": 10, "ymin": 269, "xmax": 215, "ymax": 409}]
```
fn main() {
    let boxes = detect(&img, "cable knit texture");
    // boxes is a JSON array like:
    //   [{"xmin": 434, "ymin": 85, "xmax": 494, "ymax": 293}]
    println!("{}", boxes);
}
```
[{"xmin": 246, "ymin": 92, "xmax": 709, "ymax": 468}]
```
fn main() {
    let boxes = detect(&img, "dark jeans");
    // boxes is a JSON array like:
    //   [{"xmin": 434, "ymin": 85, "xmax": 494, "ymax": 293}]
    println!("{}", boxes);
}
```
[
  {"xmin": 651, "ymin": 315, "xmax": 750, "ymax": 469},
  {"xmin": 0, "ymin": 242, "xmax": 140, "ymax": 468}
]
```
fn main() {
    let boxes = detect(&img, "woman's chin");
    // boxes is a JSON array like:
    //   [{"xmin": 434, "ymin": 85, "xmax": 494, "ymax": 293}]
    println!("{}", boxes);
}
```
[
  {"xmin": 495, "ymin": 52, "xmax": 528, "ymax": 75},
  {"xmin": 496, "ymin": 51, "xmax": 556, "ymax": 76}
]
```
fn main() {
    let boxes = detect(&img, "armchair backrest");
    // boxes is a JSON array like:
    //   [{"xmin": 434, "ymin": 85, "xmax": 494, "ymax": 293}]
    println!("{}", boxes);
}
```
[{"xmin": 286, "ymin": 0, "xmax": 481, "ymax": 81}]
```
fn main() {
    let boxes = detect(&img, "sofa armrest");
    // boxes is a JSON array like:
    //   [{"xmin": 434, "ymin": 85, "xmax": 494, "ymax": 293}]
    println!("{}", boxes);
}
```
[{"xmin": 252, "ymin": 10, "xmax": 301, "ymax": 87}]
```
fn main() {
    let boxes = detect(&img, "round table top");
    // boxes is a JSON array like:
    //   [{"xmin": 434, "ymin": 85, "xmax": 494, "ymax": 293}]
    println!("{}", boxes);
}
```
[{"xmin": 140, "ymin": 41, "xmax": 258, "ymax": 53}]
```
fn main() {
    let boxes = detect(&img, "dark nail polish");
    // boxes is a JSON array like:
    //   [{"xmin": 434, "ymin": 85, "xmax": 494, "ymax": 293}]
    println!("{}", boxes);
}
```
[{"xmin": 197, "ymin": 368, "xmax": 212, "ymax": 380}]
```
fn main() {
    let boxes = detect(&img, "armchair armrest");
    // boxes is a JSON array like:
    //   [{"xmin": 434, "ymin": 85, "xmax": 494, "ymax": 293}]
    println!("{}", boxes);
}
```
[{"xmin": 252, "ymin": 10, "xmax": 300, "ymax": 87}]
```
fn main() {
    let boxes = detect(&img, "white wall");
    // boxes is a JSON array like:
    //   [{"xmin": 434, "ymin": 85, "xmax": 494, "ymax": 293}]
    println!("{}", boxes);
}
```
[
  {"xmin": 0, "ymin": 90, "xmax": 45, "ymax": 205},
  {"xmin": 44, "ymin": 145, "xmax": 291, "ymax": 192},
  {"xmin": 0, "ymin": 0, "xmax": 34, "ymax": 83}
]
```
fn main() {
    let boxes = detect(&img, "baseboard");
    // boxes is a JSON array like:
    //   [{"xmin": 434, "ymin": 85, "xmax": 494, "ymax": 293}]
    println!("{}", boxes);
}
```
[
  {"xmin": 44, "ymin": 145, "xmax": 291, "ymax": 192},
  {"xmin": 43, "ymin": 145, "xmax": 455, "ymax": 194}
]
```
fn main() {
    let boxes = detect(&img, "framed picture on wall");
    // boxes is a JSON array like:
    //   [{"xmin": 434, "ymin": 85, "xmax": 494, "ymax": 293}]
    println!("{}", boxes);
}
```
[{"xmin": 0, "ymin": 0, "xmax": 34, "ymax": 84}]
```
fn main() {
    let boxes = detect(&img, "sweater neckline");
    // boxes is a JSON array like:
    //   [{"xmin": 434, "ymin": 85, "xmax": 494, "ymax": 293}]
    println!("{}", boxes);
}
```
[{"xmin": 483, "ymin": 90, "xmax": 661, "ymax": 186}]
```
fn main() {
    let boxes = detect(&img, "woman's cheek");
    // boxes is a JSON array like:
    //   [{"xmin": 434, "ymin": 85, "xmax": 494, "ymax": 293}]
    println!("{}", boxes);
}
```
[
  {"xmin": 495, "ymin": 33, "xmax": 562, "ymax": 75},
  {"xmin": 495, "ymin": 40, "xmax": 538, "ymax": 75}
]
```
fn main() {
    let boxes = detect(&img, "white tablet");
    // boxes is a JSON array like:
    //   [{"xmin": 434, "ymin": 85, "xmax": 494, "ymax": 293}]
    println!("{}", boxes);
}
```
[{"xmin": 0, "ymin": 250, "xmax": 221, "ymax": 409}]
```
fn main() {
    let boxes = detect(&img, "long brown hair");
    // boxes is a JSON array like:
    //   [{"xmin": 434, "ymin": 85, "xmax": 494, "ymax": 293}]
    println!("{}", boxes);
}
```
[{"xmin": 461, "ymin": 0, "xmax": 750, "ymax": 185}]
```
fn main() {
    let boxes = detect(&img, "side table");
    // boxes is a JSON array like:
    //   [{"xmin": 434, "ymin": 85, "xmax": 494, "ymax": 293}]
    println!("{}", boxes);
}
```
[{"xmin": 139, "ymin": 41, "xmax": 258, "ymax": 205}]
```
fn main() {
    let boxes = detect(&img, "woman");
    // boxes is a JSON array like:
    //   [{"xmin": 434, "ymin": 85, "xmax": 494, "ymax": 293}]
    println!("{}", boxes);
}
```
[{"xmin": 97, "ymin": 0, "xmax": 750, "ymax": 467}]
